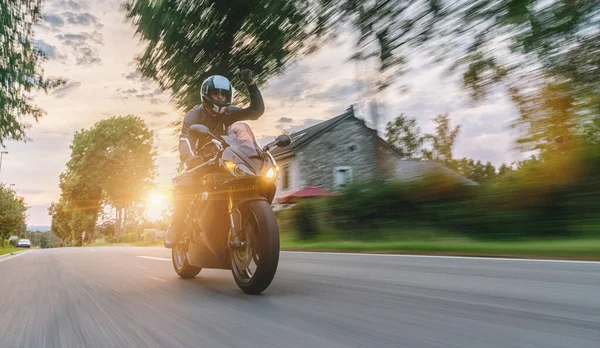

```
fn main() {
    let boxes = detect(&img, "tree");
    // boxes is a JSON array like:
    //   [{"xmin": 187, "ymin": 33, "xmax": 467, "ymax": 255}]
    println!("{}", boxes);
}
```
[
  {"xmin": 51, "ymin": 116, "xmax": 158, "ymax": 240},
  {"xmin": 0, "ymin": 0, "xmax": 61, "ymax": 144},
  {"xmin": 0, "ymin": 184, "xmax": 28, "ymax": 242},
  {"xmin": 450, "ymin": 0, "xmax": 600, "ymax": 101},
  {"xmin": 455, "ymin": 158, "xmax": 497, "ymax": 183},
  {"xmin": 39, "ymin": 233, "xmax": 49, "ymax": 248},
  {"xmin": 124, "ymin": 0, "xmax": 445, "ymax": 110},
  {"xmin": 498, "ymin": 163, "xmax": 513, "ymax": 176},
  {"xmin": 385, "ymin": 114, "xmax": 423, "ymax": 159},
  {"xmin": 422, "ymin": 114, "xmax": 461, "ymax": 167},
  {"xmin": 49, "ymin": 199, "xmax": 74, "ymax": 246}
]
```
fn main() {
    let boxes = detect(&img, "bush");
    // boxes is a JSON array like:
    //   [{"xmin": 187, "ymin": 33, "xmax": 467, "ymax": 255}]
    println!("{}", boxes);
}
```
[
  {"xmin": 292, "ymin": 199, "xmax": 321, "ymax": 240},
  {"xmin": 110, "ymin": 232, "xmax": 141, "ymax": 244}
]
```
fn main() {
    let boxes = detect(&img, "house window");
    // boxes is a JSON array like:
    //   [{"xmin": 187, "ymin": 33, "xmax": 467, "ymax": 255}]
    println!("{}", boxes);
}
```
[
  {"xmin": 281, "ymin": 164, "xmax": 290, "ymax": 190},
  {"xmin": 333, "ymin": 166, "xmax": 352, "ymax": 188}
]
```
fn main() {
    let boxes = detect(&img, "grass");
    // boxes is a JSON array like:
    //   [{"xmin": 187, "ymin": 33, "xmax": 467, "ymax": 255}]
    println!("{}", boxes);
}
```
[
  {"xmin": 0, "ymin": 247, "xmax": 21, "ymax": 256},
  {"xmin": 87, "ymin": 238, "xmax": 163, "ymax": 247},
  {"xmin": 85, "ymin": 230, "xmax": 600, "ymax": 260},
  {"xmin": 280, "ymin": 233, "xmax": 600, "ymax": 260}
]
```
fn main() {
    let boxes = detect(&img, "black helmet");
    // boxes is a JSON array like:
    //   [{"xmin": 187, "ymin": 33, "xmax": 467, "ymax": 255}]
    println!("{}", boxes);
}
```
[{"xmin": 201, "ymin": 75, "xmax": 232, "ymax": 115}]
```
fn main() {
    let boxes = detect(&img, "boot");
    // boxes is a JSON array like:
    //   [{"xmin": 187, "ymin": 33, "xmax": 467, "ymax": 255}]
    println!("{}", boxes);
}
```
[
  {"xmin": 164, "ymin": 188, "xmax": 190, "ymax": 249},
  {"xmin": 164, "ymin": 221, "xmax": 183, "ymax": 248}
]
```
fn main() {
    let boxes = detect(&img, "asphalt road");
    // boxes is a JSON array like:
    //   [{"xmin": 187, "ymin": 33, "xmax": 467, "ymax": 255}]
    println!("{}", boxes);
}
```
[{"xmin": 1, "ymin": 247, "xmax": 599, "ymax": 348}]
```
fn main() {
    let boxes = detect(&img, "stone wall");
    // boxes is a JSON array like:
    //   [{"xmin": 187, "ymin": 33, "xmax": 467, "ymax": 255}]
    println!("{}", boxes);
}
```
[
  {"xmin": 296, "ymin": 117, "xmax": 380, "ymax": 191},
  {"xmin": 273, "ymin": 156, "xmax": 305, "ymax": 196},
  {"xmin": 375, "ymin": 138, "xmax": 402, "ymax": 182}
]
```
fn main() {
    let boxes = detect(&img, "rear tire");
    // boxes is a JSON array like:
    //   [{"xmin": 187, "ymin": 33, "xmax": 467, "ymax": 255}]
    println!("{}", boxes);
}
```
[
  {"xmin": 172, "ymin": 244, "xmax": 201, "ymax": 279},
  {"xmin": 231, "ymin": 200, "xmax": 280, "ymax": 295}
]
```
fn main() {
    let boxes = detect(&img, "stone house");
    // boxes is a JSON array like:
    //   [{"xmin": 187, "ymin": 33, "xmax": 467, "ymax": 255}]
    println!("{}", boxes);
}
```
[{"xmin": 270, "ymin": 106, "xmax": 475, "ymax": 205}]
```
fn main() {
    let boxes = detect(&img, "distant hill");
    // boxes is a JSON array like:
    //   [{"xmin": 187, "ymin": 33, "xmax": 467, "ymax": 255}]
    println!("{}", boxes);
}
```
[{"xmin": 28, "ymin": 225, "xmax": 51, "ymax": 232}]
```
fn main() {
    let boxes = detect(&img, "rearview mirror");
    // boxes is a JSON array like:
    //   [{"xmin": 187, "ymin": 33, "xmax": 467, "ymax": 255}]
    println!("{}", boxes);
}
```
[
  {"xmin": 264, "ymin": 134, "xmax": 292, "ymax": 152},
  {"xmin": 275, "ymin": 134, "xmax": 291, "ymax": 148},
  {"xmin": 189, "ymin": 124, "xmax": 210, "ymax": 136}
]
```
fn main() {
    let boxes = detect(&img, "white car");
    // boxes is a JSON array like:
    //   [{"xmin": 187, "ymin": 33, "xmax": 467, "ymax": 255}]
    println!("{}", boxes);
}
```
[{"xmin": 16, "ymin": 239, "xmax": 31, "ymax": 248}]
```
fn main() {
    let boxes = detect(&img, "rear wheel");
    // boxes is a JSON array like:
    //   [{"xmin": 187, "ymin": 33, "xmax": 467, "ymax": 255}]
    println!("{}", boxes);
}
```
[
  {"xmin": 172, "ymin": 243, "xmax": 201, "ymax": 278},
  {"xmin": 231, "ymin": 200, "xmax": 280, "ymax": 295}
]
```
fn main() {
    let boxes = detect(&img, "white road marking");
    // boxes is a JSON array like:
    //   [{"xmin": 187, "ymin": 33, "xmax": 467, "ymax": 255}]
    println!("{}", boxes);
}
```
[
  {"xmin": 148, "ymin": 276, "xmax": 166, "ymax": 282},
  {"xmin": 137, "ymin": 256, "xmax": 171, "ymax": 261},
  {"xmin": 90, "ymin": 249, "xmax": 97, "ymax": 252},
  {"xmin": 283, "ymin": 251, "xmax": 600, "ymax": 264},
  {"xmin": 0, "ymin": 250, "xmax": 34, "ymax": 263}
]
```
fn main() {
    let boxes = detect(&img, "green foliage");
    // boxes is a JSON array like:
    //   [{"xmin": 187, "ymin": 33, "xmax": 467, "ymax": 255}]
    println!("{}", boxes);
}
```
[
  {"xmin": 110, "ymin": 232, "xmax": 141, "ymax": 244},
  {"xmin": 50, "ymin": 116, "xmax": 158, "ymax": 244},
  {"xmin": 124, "ymin": 0, "xmax": 445, "ymax": 110},
  {"xmin": 0, "ymin": 0, "xmax": 63, "ymax": 143},
  {"xmin": 385, "ymin": 114, "xmax": 423, "ymax": 159},
  {"xmin": 451, "ymin": 0, "xmax": 600, "ymax": 106},
  {"xmin": 39, "ymin": 233, "xmax": 49, "ymax": 248},
  {"xmin": 292, "ymin": 199, "xmax": 321, "ymax": 240},
  {"xmin": 422, "ymin": 114, "xmax": 461, "ymax": 168},
  {"xmin": 455, "ymin": 158, "xmax": 499, "ymax": 183},
  {"xmin": 124, "ymin": 0, "xmax": 317, "ymax": 109},
  {"xmin": 0, "ymin": 184, "xmax": 27, "ymax": 241},
  {"xmin": 288, "ymin": 145, "xmax": 600, "ymax": 241}
]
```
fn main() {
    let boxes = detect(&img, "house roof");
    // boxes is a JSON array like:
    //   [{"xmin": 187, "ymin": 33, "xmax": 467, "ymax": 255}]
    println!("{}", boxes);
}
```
[
  {"xmin": 271, "ymin": 106, "xmax": 355, "ymax": 159},
  {"xmin": 275, "ymin": 186, "xmax": 339, "ymax": 204}
]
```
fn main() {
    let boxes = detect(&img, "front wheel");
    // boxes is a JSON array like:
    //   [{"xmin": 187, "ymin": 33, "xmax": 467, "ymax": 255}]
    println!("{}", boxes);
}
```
[
  {"xmin": 172, "ymin": 244, "xmax": 202, "ymax": 279},
  {"xmin": 231, "ymin": 200, "xmax": 280, "ymax": 295}
]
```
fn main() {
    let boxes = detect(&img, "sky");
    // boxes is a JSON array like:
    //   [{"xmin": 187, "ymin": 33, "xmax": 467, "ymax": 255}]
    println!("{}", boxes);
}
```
[{"xmin": 3, "ymin": 0, "xmax": 524, "ymax": 227}]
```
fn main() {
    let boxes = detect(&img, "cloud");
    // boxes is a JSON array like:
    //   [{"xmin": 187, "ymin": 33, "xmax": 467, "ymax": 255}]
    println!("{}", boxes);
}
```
[
  {"xmin": 52, "ymin": 0, "xmax": 87, "ymax": 11},
  {"xmin": 63, "ymin": 12, "xmax": 103, "ymax": 28},
  {"xmin": 75, "ymin": 46, "xmax": 101, "ymax": 65},
  {"xmin": 135, "ymin": 89, "xmax": 166, "ymax": 102},
  {"xmin": 306, "ymin": 80, "xmax": 364, "ymax": 103},
  {"xmin": 51, "ymin": 81, "xmax": 81, "ymax": 98},
  {"xmin": 18, "ymin": 189, "xmax": 46, "ymax": 195},
  {"xmin": 57, "ymin": 31, "xmax": 103, "ymax": 46},
  {"xmin": 43, "ymin": 14, "xmax": 65, "ymax": 28},
  {"xmin": 32, "ymin": 39, "xmax": 66, "ymax": 61},
  {"xmin": 26, "ymin": 205, "xmax": 52, "ymax": 226},
  {"xmin": 56, "ymin": 31, "xmax": 103, "ymax": 66},
  {"xmin": 125, "ymin": 72, "xmax": 142, "ymax": 80},
  {"xmin": 277, "ymin": 118, "xmax": 323, "ymax": 133},
  {"xmin": 149, "ymin": 111, "xmax": 168, "ymax": 118},
  {"xmin": 124, "ymin": 71, "xmax": 158, "ymax": 92},
  {"xmin": 263, "ymin": 65, "xmax": 315, "ymax": 105}
]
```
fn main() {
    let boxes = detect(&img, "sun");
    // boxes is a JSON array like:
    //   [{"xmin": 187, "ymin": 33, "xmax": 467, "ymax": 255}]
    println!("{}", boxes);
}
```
[
  {"xmin": 146, "ymin": 192, "xmax": 169, "ymax": 221},
  {"xmin": 147, "ymin": 192, "xmax": 165, "ymax": 208}
]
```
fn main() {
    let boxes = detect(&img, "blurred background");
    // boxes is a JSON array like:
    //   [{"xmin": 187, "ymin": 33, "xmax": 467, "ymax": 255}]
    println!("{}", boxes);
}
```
[{"xmin": 1, "ymin": 0, "xmax": 599, "ymax": 258}]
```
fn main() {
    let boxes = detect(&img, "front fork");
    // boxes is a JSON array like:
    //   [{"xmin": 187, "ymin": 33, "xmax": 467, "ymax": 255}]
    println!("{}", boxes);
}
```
[{"xmin": 227, "ymin": 188, "xmax": 246, "ymax": 250}]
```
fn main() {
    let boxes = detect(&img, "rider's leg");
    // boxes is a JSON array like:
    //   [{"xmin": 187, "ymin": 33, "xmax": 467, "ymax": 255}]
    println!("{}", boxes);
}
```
[{"xmin": 164, "ymin": 182, "xmax": 193, "ymax": 248}]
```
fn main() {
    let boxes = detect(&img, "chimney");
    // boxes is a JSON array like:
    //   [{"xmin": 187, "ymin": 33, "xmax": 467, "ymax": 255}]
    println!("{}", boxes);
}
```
[{"xmin": 369, "ymin": 100, "xmax": 380, "ymax": 135}]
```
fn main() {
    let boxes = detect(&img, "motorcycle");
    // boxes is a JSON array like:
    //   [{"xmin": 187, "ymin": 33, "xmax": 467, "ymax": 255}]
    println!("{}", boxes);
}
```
[{"xmin": 171, "ymin": 122, "xmax": 291, "ymax": 294}]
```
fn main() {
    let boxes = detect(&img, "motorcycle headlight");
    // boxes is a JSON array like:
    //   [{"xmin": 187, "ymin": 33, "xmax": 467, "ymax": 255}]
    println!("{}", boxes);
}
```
[
  {"xmin": 264, "ymin": 167, "xmax": 278, "ymax": 180},
  {"xmin": 224, "ymin": 161, "xmax": 255, "ymax": 177}
]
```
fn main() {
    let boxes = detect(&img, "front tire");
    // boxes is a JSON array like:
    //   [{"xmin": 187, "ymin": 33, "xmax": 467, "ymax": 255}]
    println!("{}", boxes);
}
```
[
  {"xmin": 172, "ymin": 244, "xmax": 201, "ymax": 279},
  {"xmin": 231, "ymin": 200, "xmax": 280, "ymax": 295}
]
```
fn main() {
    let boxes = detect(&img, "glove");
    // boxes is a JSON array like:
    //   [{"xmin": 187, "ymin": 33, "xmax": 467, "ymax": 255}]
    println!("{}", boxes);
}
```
[
  {"xmin": 185, "ymin": 155, "xmax": 203, "ymax": 169},
  {"xmin": 238, "ymin": 69, "xmax": 255, "ymax": 85}
]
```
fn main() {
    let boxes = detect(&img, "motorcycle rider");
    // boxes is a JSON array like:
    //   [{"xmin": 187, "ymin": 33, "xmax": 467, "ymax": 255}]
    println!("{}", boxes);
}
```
[{"xmin": 164, "ymin": 69, "xmax": 265, "ymax": 248}]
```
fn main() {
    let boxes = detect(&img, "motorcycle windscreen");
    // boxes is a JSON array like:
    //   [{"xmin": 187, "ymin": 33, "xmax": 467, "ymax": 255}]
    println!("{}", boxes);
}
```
[{"xmin": 222, "ymin": 122, "xmax": 262, "ymax": 158}]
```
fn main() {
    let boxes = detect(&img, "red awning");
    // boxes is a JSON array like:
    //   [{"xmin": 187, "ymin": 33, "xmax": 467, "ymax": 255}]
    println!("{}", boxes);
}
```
[{"xmin": 275, "ymin": 186, "xmax": 338, "ymax": 204}]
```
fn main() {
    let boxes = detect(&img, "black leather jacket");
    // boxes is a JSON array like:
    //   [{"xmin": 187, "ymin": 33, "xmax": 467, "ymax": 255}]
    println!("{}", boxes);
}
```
[{"xmin": 178, "ymin": 83, "xmax": 265, "ymax": 163}]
